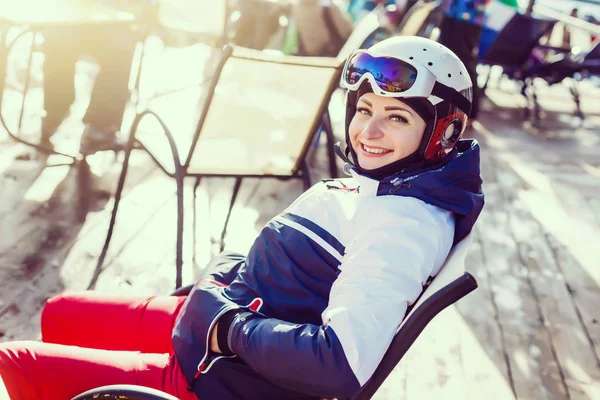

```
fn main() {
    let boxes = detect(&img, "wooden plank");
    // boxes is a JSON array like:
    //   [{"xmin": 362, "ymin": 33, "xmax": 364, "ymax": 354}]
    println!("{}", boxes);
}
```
[
  {"xmin": 370, "ymin": 349, "xmax": 408, "ymax": 400},
  {"xmin": 0, "ymin": 171, "xmax": 172, "ymax": 339},
  {"xmin": 545, "ymin": 179, "xmax": 599, "ymax": 229},
  {"xmin": 0, "ymin": 152, "xmax": 154, "ymax": 254},
  {"xmin": 585, "ymin": 196, "xmax": 600, "ymax": 228},
  {"xmin": 0, "ymin": 147, "xmax": 48, "ymax": 223},
  {"xmin": 497, "ymin": 158, "xmax": 600, "ymax": 399},
  {"xmin": 475, "ymin": 150, "xmax": 569, "ymax": 400},
  {"xmin": 0, "ymin": 162, "xmax": 86, "ymax": 316},
  {"xmin": 55, "ymin": 171, "xmax": 179, "ymax": 291},
  {"xmin": 91, "ymin": 190, "xmax": 183, "ymax": 295},
  {"xmin": 545, "ymin": 234, "xmax": 600, "ymax": 383},
  {"xmin": 457, "ymin": 233, "xmax": 516, "ymax": 400},
  {"xmin": 498, "ymin": 152, "xmax": 600, "ymax": 398},
  {"xmin": 0, "ymin": 154, "xmax": 161, "ymax": 339},
  {"xmin": 402, "ymin": 304, "xmax": 466, "ymax": 399}
]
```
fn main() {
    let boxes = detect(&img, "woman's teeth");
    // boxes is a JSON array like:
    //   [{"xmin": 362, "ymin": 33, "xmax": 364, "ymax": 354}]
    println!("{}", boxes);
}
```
[{"xmin": 363, "ymin": 144, "xmax": 389, "ymax": 154}]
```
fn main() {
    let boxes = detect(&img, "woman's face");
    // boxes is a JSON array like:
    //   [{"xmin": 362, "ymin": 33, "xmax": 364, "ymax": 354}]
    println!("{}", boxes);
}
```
[{"xmin": 349, "ymin": 93, "xmax": 427, "ymax": 171}]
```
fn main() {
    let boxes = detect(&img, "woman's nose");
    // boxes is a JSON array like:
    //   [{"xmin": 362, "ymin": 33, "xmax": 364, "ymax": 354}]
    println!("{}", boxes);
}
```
[{"xmin": 361, "ymin": 120, "xmax": 384, "ymax": 140}]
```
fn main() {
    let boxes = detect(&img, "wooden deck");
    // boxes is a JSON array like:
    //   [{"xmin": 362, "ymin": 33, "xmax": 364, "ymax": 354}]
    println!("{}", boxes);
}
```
[{"xmin": 0, "ymin": 41, "xmax": 599, "ymax": 399}]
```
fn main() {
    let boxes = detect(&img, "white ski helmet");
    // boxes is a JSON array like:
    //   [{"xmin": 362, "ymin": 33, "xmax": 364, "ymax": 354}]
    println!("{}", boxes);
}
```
[{"xmin": 340, "ymin": 36, "xmax": 473, "ymax": 178}]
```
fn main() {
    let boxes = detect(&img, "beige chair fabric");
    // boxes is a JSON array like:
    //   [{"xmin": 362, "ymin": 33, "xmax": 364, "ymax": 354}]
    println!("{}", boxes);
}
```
[
  {"xmin": 186, "ymin": 47, "xmax": 343, "ymax": 176},
  {"xmin": 136, "ymin": 46, "xmax": 342, "ymax": 176}
]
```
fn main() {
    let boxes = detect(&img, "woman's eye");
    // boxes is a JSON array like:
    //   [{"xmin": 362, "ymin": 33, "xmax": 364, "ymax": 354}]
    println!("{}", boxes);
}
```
[
  {"xmin": 356, "ymin": 107, "xmax": 371, "ymax": 116},
  {"xmin": 390, "ymin": 115, "xmax": 408, "ymax": 123}
]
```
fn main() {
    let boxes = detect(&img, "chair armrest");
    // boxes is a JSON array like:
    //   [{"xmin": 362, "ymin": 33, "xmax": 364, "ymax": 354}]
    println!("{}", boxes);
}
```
[
  {"xmin": 71, "ymin": 384, "xmax": 179, "ymax": 400},
  {"xmin": 350, "ymin": 272, "xmax": 478, "ymax": 400},
  {"xmin": 171, "ymin": 284, "xmax": 193, "ymax": 297},
  {"xmin": 535, "ymin": 44, "xmax": 572, "ymax": 54}
]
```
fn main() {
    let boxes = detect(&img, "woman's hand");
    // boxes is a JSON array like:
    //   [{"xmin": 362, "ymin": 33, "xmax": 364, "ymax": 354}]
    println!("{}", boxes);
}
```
[{"xmin": 210, "ymin": 322, "xmax": 221, "ymax": 354}]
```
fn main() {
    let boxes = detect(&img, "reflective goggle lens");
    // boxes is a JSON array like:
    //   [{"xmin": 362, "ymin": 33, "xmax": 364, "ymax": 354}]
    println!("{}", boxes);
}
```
[{"xmin": 345, "ymin": 52, "xmax": 418, "ymax": 93}]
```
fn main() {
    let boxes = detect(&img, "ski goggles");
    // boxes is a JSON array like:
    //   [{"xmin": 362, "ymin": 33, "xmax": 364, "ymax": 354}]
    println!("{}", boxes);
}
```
[{"xmin": 341, "ymin": 50, "xmax": 472, "ymax": 116}]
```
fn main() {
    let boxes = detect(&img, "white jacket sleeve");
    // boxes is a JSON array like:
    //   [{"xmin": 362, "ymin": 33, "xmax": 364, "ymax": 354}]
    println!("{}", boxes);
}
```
[{"xmin": 321, "ymin": 195, "xmax": 455, "ymax": 385}]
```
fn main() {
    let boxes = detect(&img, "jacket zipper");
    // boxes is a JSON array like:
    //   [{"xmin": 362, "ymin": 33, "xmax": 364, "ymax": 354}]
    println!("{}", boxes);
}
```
[{"xmin": 187, "ymin": 305, "xmax": 237, "ymax": 391}]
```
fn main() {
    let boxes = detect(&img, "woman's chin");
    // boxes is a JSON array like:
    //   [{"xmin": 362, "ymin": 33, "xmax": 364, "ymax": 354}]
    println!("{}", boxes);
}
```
[{"xmin": 358, "ymin": 157, "xmax": 391, "ymax": 171}]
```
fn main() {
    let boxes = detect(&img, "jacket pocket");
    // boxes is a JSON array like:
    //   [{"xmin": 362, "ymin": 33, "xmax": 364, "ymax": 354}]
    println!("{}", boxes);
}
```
[{"xmin": 172, "ymin": 281, "xmax": 241, "ymax": 390}]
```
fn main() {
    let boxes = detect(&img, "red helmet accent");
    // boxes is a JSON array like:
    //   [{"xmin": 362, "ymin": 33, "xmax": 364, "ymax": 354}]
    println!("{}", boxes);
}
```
[{"xmin": 424, "ymin": 111, "xmax": 468, "ymax": 162}]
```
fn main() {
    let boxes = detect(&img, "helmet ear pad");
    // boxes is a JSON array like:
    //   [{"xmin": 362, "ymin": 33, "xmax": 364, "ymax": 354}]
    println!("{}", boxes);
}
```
[{"xmin": 422, "ymin": 110, "xmax": 468, "ymax": 162}]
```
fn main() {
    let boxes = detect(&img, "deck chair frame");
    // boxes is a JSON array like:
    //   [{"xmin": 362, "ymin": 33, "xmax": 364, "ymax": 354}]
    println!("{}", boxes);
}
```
[
  {"xmin": 478, "ymin": 12, "xmax": 557, "ymax": 119},
  {"xmin": 96, "ymin": 45, "xmax": 343, "ymax": 289},
  {"xmin": 526, "ymin": 40, "xmax": 600, "ymax": 120}
]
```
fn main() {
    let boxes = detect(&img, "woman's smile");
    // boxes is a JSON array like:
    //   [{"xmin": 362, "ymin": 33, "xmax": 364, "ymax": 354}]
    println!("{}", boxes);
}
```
[{"xmin": 359, "ymin": 143, "xmax": 392, "ymax": 156}]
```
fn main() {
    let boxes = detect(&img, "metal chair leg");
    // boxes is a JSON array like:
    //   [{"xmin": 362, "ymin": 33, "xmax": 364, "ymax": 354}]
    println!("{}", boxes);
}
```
[
  {"xmin": 192, "ymin": 177, "xmax": 202, "ymax": 264},
  {"xmin": 17, "ymin": 32, "xmax": 36, "ymax": 133},
  {"xmin": 219, "ymin": 178, "xmax": 242, "ymax": 253},
  {"xmin": 174, "ymin": 171, "xmax": 184, "ymax": 289},
  {"xmin": 521, "ymin": 79, "xmax": 531, "ymax": 120},
  {"xmin": 531, "ymin": 80, "xmax": 541, "ymax": 120},
  {"xmin": 569, "ymin": 80, "xmax": 584, "ymax": 120},
  {"xmin": 301, "ymin": 160, "xmax": 312, "ymax": 191},
  {"xmin": 481, "ymin": 65, "xmax": 491, "ymax": 93},
  {"xmin": 131, "ymin": 38, "xmax": 147, "ymax": 110},
  {"xmin": 90, "ymin": 141, "xmax": 136, "ymax": 289},
  {"xmin": 0, "ymin": 27, "xmax": 6, "ymax": 107}
]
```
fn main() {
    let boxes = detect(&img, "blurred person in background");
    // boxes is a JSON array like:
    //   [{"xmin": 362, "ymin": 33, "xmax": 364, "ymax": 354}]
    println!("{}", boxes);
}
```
[
  {"xmin": 40, "ymin": 0, "xmax": 157, "ymax": 154},
  {"xmin": 232, "ymin": 0, "xmax": 354, "ymax": 57},
  {"xmin": 584, "ymin": 14, "xmax": 600, "ymax": 42},
  {"xmin": 438, "ymin": 0, "xmax": 492, "ymax": 123},
  {"xmin": 293, "ymin": 0, "xmax": 354, "ymax": 56},
  {"xmin": 562, "ymin": 7, "xmax": 579, "ymax": 49},
  {"xmin": 478, "ymin": 0, "xmax": 519, "ymax": 59},
  {"xmin": 347, "ymin": 0, "xmax": 410, "ymax": 25}
]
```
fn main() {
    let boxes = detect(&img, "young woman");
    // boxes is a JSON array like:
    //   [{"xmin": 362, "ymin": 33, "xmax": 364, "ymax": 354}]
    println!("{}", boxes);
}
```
[{"xmin": 0, "ymin": 36, "xmax": 484, "ymax": 400}]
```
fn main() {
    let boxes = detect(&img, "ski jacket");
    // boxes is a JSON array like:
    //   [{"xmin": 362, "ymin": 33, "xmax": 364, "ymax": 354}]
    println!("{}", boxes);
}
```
[{"xmin": 172, "ymin": 139, "xmax": 484, "ymax": 400}]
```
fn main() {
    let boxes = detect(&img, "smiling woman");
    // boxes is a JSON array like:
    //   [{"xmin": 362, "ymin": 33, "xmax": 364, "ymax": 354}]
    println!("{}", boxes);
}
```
[
  {"xmin": 340, "ymin": 36, "xmax": 473, "ymax": 179},
  {"xmin": 0, "ymin": 36, "xmax": 484, "ymax": 400}
]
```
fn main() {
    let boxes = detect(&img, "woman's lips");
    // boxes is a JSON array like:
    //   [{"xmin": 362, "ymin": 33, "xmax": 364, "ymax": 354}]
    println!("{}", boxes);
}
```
[{"xmin": 359, "ymin": 143, "xmax": 392, "ymax": 157}]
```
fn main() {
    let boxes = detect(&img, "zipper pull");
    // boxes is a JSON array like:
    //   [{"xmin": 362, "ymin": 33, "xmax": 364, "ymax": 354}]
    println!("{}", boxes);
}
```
[
  {"xmin": 389, "ymin": 178, "xmax": 411, "ymax": 194},
  {"xmin": 188, "ymin": 361, "xmax": 208, "ymax": 391},
  {"xmin": 390, "ymin": 177, "xmax": 402, "ymax": 186}
]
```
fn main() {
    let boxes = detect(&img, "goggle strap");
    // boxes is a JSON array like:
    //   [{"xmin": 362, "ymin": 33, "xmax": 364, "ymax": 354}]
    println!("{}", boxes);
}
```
[{"xmin": 431, "ymin": 82, "xmax": 472, "ymax": 117}]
